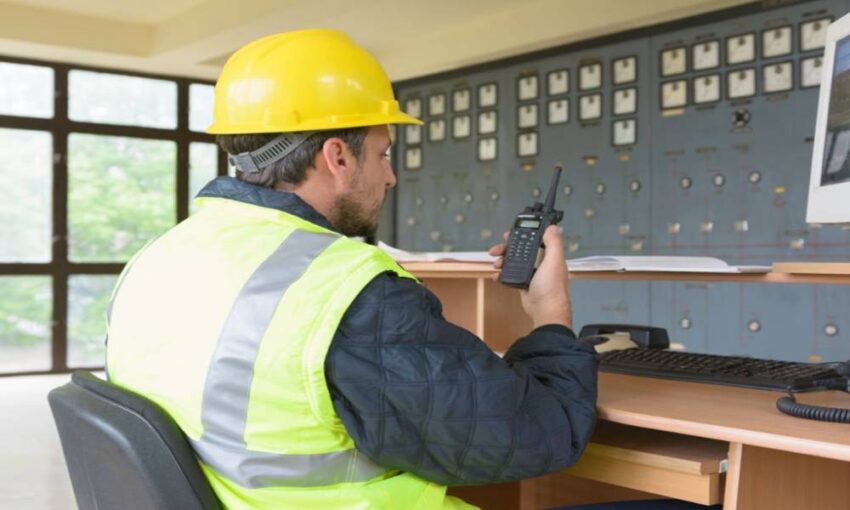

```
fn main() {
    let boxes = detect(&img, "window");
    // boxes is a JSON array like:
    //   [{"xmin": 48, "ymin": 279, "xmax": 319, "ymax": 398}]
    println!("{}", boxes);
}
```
[
  {"xmin": 69, "ymin": 70, "xmax": 178, "ymax": 129},
  {"xmin": 189, "ymin": 84, "xmax": 215, "ymax": 132},
  {"xmin": 189, "ymin": 142, "xmax": 218, "ymax": 214},
  {"xmin": 67, "ymin": 134, "xmax": 177, "ymax": 262},
  {"xmin": 0, "ymin": 58, "xmax": 225, "ymax": 376},
  {"xmin": 0, "ymin": 128, "xmax": 53, "ymax": 263},
  {"xmin": 0, "ymin": 62, "xmax": 54, "ymax": 118},
  {"xmin": 0, "ymin": 276, "xmax": 52, "ymax": 374},
  {"xmin": 67, "ymin": 275, "xmax": 117, "ymax": 368}
]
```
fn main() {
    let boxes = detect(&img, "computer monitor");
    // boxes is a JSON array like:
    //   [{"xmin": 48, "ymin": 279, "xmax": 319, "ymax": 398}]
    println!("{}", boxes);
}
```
[{"xmin": 808, "ymin": 12, "xmax": 850, "ymax": 225}]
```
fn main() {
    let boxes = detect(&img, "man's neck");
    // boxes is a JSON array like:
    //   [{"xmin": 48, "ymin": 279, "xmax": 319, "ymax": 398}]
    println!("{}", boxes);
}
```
[{"xmin": 274, "ymin": 181, "xmax": 336, "ymax": 230}]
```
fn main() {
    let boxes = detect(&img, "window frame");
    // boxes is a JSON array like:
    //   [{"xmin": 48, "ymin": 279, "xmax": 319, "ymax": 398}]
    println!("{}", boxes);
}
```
[{"xmin": 0, "ymin": 55, "xmax": 227, "ymax": 377}]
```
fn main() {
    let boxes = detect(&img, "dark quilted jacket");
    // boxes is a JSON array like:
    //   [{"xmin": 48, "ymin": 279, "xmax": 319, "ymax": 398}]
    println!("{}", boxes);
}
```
[{"xmin": 199, "ymin": 177, "xmax": 599, "ymax": 486}]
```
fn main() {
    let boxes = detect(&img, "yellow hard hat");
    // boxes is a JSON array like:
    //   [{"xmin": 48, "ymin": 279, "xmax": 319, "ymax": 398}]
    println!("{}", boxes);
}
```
[{"xmin": 207, "ymin": 29, "xmax": 422, "ymax": 134}]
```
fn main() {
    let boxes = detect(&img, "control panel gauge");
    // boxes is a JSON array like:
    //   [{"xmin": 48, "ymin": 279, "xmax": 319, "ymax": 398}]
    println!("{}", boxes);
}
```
[
  {"xmin": 428, "ymin": 93, "xmax": 445, "ymax": 116},
  {"xmin": 660, "ymin": 80, "xmax": 687, "ymax": 109},
  {"xmin": 800, "ymin": 17, "xmax": 832, "ymax": 52},
  {"xmin": 613, "ymin": 87, "xmax": 637, "ymax": 115},
  {"xmin": 478, "ymin": 137, "xmax": 497, "ymax": 161},
  {"xmin": 547, "ymin": 99, "xmax": 569, "ymax": 124},
  {"xmin": 801, "ymin": 56, "xmax": 824, "ymax": 88},
  {"xmin": 452, "ymin": 89, "xmax": 470, "ymax": 112},
  {"xmin": 660, "ymin": 47, "xmax": 687, "ymax": 76},
  {"xmin": 405, "ymin": 147, "xmax": 422, "ymax": 169},
  {"xmin": 692, "ymin": 40, "xmax": 720, "ymax": 71},
  {"xmin": 518, "ymin": 132, "xmax": 538, "ymax": 157},
  {"xmin": 547, "ymin": 69, "xmax": 569, "ymax": 95},
  {"xmin": 579, "ymin": 62, "xmax": 602, "ymax": 90},
  {"xmin": 428, "ymin": 119, "xmax": 446, "ymax": 142},
  {"xmin": 613, "ymin": 56, "xmax": 637, "ymax": 84},
  {"xmin": 478, "ymin": 83, "xmax": 498, "ymax": 107},
  {"xmin": 763, "ymin": 62, "xmax": 793, "ymax": 93},
  {"xmin": 579, "ymin": 93, "xmax": 602, "ymax": 120},
  {"xmin": 517, "ymin": 104, "xmax": 538, "ymax": 128},
  {"xmin": 405, "ymin": 125, "xmax": 421, "ymax": 144},
  {"xmin": 612, "ymin": 118, "xmax": 637, "ymax": 146},
  {"xmin": 518, "ymin": 75, "xmax": 539, "ymax": 101},
  {"xmin": 726, "ymin": 33, "xmax": 756, "ymax": 64},
  {"xmin": 761, "ymin": 26, "xmax": 792, "ymax": 58},
  {"xmin": 478, "ymin": 111, "xmax": 497, "ymax": 134},
  {"xmin": 404, "ymin": 98, "xmax": 422, "ymax": 118},
  {"xmin": 693, "ymin": 74, "xmax": 721, "ymax": 104},
  {"xmin": 452, "ymin": 115, "xmax": 471, "ymax": 139},
  {"xmin": 727, "ymin": 68, "xmax": 756, "ymax": 99}
]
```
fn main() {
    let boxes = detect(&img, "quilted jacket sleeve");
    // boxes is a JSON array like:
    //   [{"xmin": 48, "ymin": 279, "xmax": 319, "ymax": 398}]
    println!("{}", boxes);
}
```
[{"xmin": 324, "ymin": 272, "xmax": 598, "ymax": 486}]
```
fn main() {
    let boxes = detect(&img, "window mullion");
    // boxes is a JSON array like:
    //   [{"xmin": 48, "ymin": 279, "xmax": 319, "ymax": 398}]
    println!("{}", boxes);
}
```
[{"xmin": 51, "ymin": 66, "xmax": 69, "ymax": 373}]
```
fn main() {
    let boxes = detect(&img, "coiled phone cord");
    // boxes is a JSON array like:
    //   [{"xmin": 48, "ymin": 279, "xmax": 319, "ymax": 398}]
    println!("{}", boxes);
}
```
[{"xmin": 776, "ymin": 379, "xmax": 850, "ymax": 423}]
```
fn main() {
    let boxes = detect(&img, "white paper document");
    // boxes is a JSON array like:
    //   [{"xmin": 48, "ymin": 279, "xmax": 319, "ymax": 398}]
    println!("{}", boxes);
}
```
[
  {"xmin": 377, "ymin": 242, "xmax": 495, "ymax": 263},
  {"xmin": 566, "ymin": 255, "xmax": 770, "ymax": 273}
]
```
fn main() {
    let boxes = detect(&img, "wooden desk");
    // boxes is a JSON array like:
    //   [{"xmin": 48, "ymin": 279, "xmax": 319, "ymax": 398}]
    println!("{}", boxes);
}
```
[
  {"xmin": 404, "ymin": 262, "xmax": 850, "ymax": 510},
  {"xmin": 596, "ymin": 374, "xmax": 850, "ymax": 510}
]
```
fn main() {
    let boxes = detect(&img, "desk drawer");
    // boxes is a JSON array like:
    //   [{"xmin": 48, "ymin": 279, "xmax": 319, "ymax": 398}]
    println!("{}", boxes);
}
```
[{"xmin": 565, "ymin": 421, "xmax": 727, "ymax": 505}]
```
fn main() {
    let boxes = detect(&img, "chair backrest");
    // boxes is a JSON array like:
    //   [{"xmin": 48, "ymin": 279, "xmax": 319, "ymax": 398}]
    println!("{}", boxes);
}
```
[{"xmin": 48, "ymin": 371, "xmax": 222, "ymax": 510}]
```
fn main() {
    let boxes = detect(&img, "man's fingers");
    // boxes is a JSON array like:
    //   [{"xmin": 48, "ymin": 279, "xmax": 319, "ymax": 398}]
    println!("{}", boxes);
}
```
[
  {"xmin": 539, "ymin": 226, "xmax": 565, "ymax": 268},
  {"xmin": 488, "ymin": 243, "xmax": 506, "ymax": 256}
]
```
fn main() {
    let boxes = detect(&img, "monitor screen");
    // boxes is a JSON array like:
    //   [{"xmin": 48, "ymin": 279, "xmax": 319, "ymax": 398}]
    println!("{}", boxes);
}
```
[{"xmin": 822, "ymin": 35, "xmax": 850, "ymax": 186}]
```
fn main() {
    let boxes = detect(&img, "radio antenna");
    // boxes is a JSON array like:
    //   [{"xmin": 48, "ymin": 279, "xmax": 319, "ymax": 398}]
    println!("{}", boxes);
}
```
[{"xmin": 543, "ymin": 164, "xmax": 563, "ymax": 213}]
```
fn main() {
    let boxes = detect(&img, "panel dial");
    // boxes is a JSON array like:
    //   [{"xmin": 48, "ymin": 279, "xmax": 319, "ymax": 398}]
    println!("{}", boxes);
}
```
[
  {"xmin": 579, "ymin": 94, "xmax": 602, "ymax": 120},
  {"xmin": 727, "ymin": 68, "xmax": 756, "ymax": 99},
  {"xmin": 660, "ymin": 80, "xmax": 687, "ymax": 109},
  {"xmin": 579, "ymin": 63, "xmax": 602, "ymax": 90},
  {"xmin": 613, "ymin": 56, "xmax": 637, "ymax": 84},
  {"xmin": 661, "ymin": 47, "xmax": 687, "ymax": 76},
  {"xmin": 761, "ymin": 26, "xmax": 792, "ymax": 58},
  {"xmin": 547, "ymin": 69, "xmax": 569, "ymax": 95},
  {"xmin": 800, "ymin": 17, "xmax": 831, "ymax": 52},
  {"xmin": 727, "ymin": 33, "xmax": 756, "ymax": 64},
  {"xmin": 763, "ymin": 62, "xmax": 793, "ymax": 93},
  {"xmin": 613, "ymin": 88, "xmax": 637, "ymax": 115},
  {"xmin": 692, "ymin": 40, "xmax": 720, "ymax": 71},
  {"xmin": 694, "ymin": 74, "xmax": 721, "ymax": 104}
]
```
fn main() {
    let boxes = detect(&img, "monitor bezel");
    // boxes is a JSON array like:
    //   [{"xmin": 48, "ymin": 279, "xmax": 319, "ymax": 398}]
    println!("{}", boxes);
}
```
[{"xmin": 807, "ymin": 13, "xmax": 850, "ymax": 224}]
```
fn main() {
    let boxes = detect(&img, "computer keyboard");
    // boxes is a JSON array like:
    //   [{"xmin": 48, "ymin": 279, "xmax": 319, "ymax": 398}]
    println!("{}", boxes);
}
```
[{"xmin": 599, "ymin": 348, "xmax": 849, "ymax": 392}]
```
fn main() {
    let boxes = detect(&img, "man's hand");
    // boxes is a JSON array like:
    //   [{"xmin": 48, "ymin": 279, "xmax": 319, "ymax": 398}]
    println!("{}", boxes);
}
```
[{"xmin": 489, "ymin": 225, "xmax": 572, "ymax": 328}]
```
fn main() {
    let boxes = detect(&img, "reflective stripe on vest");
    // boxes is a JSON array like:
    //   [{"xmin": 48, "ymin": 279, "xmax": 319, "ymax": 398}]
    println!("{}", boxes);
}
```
[{"xmin": 191, "ymin": 228, "xmax": 390, "ymax": 488}]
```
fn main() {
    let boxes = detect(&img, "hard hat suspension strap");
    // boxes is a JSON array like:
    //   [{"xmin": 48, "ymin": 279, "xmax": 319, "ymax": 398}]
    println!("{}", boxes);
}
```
[{"xmin": 228, "ymin": 132, "xmax": 313, "ymax": 174}]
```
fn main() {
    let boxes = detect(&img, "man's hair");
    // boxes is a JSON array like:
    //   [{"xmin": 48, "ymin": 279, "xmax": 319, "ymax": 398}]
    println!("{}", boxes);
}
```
[{"xmin": 216, "ymin": 128, "xmax": 369, "ymax": 187}]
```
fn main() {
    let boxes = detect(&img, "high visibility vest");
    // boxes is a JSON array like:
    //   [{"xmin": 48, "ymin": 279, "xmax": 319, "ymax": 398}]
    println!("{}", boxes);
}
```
[{"xmin": 107, "ymin": 196, "xmax": 476, "ymax": 510}]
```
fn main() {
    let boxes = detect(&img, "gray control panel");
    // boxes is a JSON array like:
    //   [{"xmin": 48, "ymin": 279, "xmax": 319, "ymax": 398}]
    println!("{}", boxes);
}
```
[{"xmin": 394, "ymin": 0, "xmax": 850, "ymax": 362}]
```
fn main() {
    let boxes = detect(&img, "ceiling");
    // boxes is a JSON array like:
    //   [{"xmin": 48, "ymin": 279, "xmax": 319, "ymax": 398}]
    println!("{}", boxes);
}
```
[{"xmin": 0, "ymin": 0, "xmax": 753, "ymax": 82}]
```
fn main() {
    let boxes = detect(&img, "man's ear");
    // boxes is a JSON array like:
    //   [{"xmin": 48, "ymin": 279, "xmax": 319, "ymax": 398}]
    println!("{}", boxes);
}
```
[{"xmin": 320, "ymin": 137, "xmax": 355, "ymax": 184}]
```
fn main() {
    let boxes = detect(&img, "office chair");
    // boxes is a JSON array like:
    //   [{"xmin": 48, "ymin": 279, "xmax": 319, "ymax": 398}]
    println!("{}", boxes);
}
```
[{"xmin": 48, "ymin": 371, "xmax": 222, "ymax": 510}]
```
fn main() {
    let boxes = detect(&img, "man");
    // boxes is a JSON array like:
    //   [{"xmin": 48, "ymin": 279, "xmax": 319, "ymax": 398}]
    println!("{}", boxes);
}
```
[{"xmin": 106, "ymin": 29, "xmax": 597, "ymax": 509}]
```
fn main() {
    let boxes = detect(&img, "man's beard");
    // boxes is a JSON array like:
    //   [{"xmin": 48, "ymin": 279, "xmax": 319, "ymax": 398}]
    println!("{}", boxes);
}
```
[{"xmin": 332, "ymin": 192, "xmax": 380, "ymax": 238}]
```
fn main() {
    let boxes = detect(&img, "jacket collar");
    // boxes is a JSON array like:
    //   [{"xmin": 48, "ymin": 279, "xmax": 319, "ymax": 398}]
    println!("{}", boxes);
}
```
[{"xmin": 196, "ymin": 177, "xmax": 335, "ymax": 231}]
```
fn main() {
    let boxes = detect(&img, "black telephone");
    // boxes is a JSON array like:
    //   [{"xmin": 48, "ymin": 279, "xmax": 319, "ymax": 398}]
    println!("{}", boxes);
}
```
[
  {"xmin": 579, "ymin": 323, "xmax": 670, "ymax": 350},
  {"xmin": 498, "ymin": 165, "xmax": 564, "ymax": 289}
]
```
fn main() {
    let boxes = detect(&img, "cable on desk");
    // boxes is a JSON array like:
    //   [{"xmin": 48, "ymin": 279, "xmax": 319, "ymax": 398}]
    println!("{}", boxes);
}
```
[{"xmin": 776, "ymin": 381, "xmax": 850, "ymax": 423}]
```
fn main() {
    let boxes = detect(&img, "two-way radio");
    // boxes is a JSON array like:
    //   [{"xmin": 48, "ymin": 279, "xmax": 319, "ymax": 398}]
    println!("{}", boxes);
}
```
[{"xmin": 498, "ymin": 165, "xmax": 564, "ymax": 289}]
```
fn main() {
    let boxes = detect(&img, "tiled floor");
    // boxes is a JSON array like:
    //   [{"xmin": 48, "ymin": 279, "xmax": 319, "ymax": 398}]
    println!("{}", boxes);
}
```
[{"xmin": 0, "ymin": 374, "xmax": 76, "ymax": 510}]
